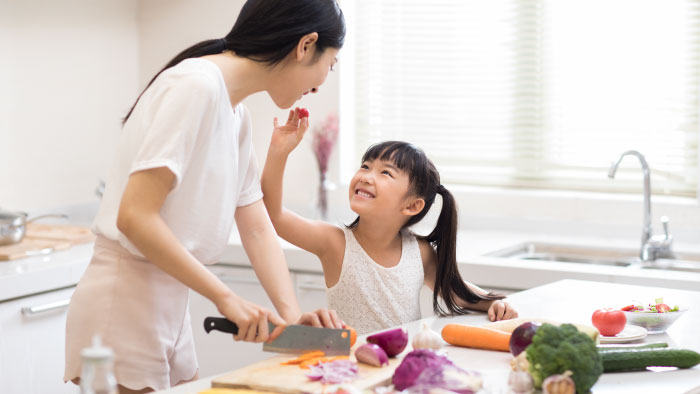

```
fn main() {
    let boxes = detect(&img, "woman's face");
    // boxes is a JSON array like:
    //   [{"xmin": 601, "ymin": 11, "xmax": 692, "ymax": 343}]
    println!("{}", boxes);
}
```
[{"xmin": 268, "ymin": 46, "xmax": 339, "ymax": 109}]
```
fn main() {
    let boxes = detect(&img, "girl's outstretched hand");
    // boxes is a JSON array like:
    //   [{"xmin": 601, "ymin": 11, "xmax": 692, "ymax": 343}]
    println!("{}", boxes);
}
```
[
  {"xmin": 270, "ymin": 107, "xmax": 310, "ymax": 155},
  {"xmin": 487, "ymin": 300, "xmax": 518, "ymax": 321},
  {"xmin": 216, "ymin": 292, "xmax": 288, "ymax": 343}
]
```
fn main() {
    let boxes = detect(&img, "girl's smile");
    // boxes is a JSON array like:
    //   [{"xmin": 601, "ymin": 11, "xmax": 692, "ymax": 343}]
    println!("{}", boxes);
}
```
[{"xmin": 354, "ymin": 187, "xmax": 375, "ymax": 199}]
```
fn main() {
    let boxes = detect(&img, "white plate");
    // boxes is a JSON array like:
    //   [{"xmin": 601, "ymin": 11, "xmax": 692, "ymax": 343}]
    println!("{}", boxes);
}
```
[{"xmin": 599, "ymin": 325, "xmax": 648, "ymax": 343}]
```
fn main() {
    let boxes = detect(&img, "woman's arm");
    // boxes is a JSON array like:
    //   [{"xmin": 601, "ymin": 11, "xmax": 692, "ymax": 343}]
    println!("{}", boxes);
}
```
[
  {"xmin": 235, "ymin": 200, "xmax": 343, "ymax": 328},
  {"xmin": 234, "ymin": 199, "xmax": 301, "ymax": 322},
  {"xmin": 118, "ymin": 167, "xmax": 287, "ymax": 342},
  {"xmin": 262, "ymin": 109, "xmax": 344, "ymax": 262},
  {"xmin": 419, "ymin": 240, "xmax": 517, "ymax": 321}
]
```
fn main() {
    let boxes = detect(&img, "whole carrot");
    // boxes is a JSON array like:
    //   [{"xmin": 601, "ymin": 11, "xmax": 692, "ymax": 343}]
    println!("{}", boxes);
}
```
[{"xmin": 441, "ymin": 324, "xmax": 512, "ymax": 352}]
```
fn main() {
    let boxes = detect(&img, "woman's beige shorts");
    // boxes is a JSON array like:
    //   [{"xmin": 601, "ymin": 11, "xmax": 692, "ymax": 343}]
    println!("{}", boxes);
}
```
[{"xmin": 64, "ymin": 235, "xmax": 198, "ymax": 391}]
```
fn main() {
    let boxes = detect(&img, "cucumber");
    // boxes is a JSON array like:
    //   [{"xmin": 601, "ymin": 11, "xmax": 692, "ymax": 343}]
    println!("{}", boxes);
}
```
[
  {"xmin": 601, "ymin": 348, "xmax": 700, "ymax": 372},
  {"xmin": 598, "ymin": 343, "xmax": 668, "ymax": 352}
]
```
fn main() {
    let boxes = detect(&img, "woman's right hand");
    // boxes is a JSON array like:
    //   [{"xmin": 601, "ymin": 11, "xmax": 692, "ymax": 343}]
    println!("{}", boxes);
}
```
[
  {"xmin": 216, "ymin": 292, "xmax": 287, "ymax": 343},
  {"xmin": 270, "ymin": 107, "xmax": 309, "ymax": 155}
]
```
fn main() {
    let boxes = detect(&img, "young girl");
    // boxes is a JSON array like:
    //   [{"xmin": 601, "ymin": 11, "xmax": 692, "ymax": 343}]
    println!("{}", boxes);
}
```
[
  {"xmin": 64, "ymin": 1, "xmax": 345, "ymax": 392},
  {"xmin": 262, "ymin": 134, "xmax": 518, "ymax": 335}
]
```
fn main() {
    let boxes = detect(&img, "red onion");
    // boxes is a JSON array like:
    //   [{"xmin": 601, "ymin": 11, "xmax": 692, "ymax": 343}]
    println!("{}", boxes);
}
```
[
  {"xmin": 354, "ymin": 343, "xmax": 389, "ymax": 367},
  {"xmin": 509, "ymin": 322, "xmax": 541, "ymax": 356},
  {"xmin": 366, "ymin": 327, "xmax": 409, "ymax": 357},
  {"xmin": 305, "ymin": 360, "xmax": 358, "ymax": 384}
]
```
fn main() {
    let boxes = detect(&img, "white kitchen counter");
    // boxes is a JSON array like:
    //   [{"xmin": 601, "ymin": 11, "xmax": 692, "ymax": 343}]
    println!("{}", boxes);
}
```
[
  {"xmin": 155, "ymin": 279, "xmax": 700, "ymax": 394},
  {"xmin": 220, "ymin": 228, "xmax": 700, "ymax": 291},
  {"xmin": 3, "ymin": 223, "xmax": 700, "ymax": 302}
]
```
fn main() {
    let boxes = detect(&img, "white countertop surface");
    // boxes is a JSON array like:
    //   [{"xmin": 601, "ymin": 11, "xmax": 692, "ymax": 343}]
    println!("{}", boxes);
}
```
[
  {"xmin": 3, "ymin": 221, "xmax": 700, "ymax": 302},
  {"xmin": 155, "ymin": 279, "xmax": 700, "ymax": 394}
]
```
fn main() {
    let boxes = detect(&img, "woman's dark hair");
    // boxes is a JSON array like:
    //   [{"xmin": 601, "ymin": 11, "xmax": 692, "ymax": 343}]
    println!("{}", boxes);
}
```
[
  {"xmin": 348, "ymin": 141, "xmax": 504, "ymax": 316},
  {"xmin": 122, "ymin": 0, "xmax": 345, "ymax": 124}
]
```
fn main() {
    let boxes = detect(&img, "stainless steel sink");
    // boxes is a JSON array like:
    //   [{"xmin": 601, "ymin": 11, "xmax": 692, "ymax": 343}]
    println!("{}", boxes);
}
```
[
  {"xmin": 485, "ymin": 242, "xmax": 700, "ymax": 273},
  {"xmin": 641, "ymin": 258, "xmax": 700, "ymax": 273}
]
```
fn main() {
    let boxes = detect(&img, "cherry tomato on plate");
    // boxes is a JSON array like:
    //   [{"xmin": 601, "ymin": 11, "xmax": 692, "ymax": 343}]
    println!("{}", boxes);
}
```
[
  {"xmin": 592, "ymin": 308, "xmax": 627, "ymax": 336},
  {"xmin": 655, "ymin": 303, "xmax": 670, "ymax": 313}
]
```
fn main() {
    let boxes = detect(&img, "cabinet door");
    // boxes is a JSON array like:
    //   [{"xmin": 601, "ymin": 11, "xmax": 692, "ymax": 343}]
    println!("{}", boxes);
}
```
[
  {"xmin": 188, "ymin": 265, "xmax": 278, "ymax": 378},
  {"xmin": 0, "ymin": 286, "xmax": 78, "ymax": 394},
  {"xmin": 295, "ymin": 273, "xmax": 328, "ymax": 312}
]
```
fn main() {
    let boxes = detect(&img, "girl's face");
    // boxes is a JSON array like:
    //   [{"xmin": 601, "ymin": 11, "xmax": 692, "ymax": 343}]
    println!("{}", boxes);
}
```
[
  {"xmin": 268, "ymin": 44, "xmax": 339, "ymax": 109},
  {"xmin": 349, "ymin": 159, "xmax": 417, "ymax": 220}
]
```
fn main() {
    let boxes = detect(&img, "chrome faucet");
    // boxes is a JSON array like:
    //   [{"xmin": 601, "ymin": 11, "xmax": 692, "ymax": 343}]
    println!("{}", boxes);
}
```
[{"xmin": 608, "ymin": 150, "xmax": 674, "ymax": 262}]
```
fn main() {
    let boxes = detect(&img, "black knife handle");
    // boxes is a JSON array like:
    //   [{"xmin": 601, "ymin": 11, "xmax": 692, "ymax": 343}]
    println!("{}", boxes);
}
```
[{"xmin": 204, "ymin": 316, "xmax": 238, "ymax": 335}]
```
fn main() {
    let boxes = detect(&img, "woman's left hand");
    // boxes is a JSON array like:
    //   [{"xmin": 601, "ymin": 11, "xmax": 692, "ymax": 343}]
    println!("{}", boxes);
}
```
[
  {"xmin": 294, "ymin": 308, "xmax": 344, "ymax": 329},
  {"xmin": 487, "ymin": 300, "xmax": 518, "ymax": 321}
]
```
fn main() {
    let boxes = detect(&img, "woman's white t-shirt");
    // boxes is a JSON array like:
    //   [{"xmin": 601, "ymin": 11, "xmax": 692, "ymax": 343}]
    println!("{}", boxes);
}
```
[{"xmin": 93, "ymin": 58, "xmax": 262, "ymax": 264}]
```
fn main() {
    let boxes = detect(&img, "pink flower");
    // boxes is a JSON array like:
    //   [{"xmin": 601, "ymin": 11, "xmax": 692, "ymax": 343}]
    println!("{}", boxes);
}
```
[{"xmin": 312, "ymin": 113, "xmax": 339, "ymax": 174}]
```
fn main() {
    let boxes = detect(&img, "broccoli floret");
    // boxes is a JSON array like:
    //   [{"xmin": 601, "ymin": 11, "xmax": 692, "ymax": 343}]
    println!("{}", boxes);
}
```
[{"xmin": 525, "ymin": 323, "xmax": 603, "ymax": 393}]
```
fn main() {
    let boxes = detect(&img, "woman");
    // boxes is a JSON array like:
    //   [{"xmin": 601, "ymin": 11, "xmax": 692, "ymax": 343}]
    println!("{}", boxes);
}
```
[{"xmin": 64, "ymin": 1, "xmax": 346, "ymax": 392}]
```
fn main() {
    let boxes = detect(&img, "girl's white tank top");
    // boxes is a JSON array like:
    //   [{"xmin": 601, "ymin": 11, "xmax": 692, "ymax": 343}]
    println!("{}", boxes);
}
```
[{"xmin": 326, "ymin": 227, "xmax": 425, "ymax": 335}]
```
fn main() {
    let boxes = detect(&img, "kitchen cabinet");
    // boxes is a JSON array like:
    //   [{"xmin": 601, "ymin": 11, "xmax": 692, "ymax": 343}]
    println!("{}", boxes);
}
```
[
  {"xmin": 188, "ymin": 265, "xmax": 278, "ymax": 379},
  {"xmin": 0, "ymin": 286, "xmax": 78, "ymax": 394},
  {"xmin": 295, "ymin": 272, "xmax": 328, "ymax": 312}
]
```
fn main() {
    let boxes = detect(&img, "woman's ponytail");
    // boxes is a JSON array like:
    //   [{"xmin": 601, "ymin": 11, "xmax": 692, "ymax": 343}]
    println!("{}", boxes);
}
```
[
  {"xmin": 122, "ymin": 38, "xmax": 229, "ymax": 124},
  {"xmin": 122, "ymin": 0, "xmax": 345, "ymax": 124}
]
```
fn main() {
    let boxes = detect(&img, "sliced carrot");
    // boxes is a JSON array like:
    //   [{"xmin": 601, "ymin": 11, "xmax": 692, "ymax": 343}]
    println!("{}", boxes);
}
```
[
  {"xmin": 280, "ymin": 350, "xmax": 326, "ymax": 365},
  {"xmin": 343, "ymin": 325, "xmax": 358, "ymax": 347},
  {"xmin": 298, "ymin": 355, "xmax": 351, "ymax": 369},
  {"xmin": 441, "ymin": 323, "xmax": 511, "ymax": 352}
]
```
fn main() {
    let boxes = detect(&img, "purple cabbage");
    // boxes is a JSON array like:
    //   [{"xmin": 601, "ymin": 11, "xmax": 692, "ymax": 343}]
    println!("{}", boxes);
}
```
[{"xmin": 392, "ymin": 349, "xmax": 482, "ymax": 392}]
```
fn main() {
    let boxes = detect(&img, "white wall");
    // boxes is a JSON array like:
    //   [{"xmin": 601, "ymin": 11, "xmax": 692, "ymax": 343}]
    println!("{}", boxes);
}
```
[
  {"xmin": 138, "ymin": 0, "xmax": 343, "ymax": 219},
  {"xmin": 0, "ymin": 0, "xmax": 140, "ymax": 212}
]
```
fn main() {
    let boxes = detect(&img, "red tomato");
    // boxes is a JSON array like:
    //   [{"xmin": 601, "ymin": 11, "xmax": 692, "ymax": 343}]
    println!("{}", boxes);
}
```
[
  {"xmin": 620, "ymin": 305, "xmax": 634, "ymax": 311},
  {"xmin": 591, "ymin": 308, "xmax": 627, "ymax": 336},
  {"xmin": 656, "ymin": 303, "xmax": 670, "ymax": 313}
]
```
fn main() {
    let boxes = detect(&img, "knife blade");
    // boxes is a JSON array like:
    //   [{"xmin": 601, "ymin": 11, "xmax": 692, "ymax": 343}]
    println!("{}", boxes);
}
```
[{"xmin": 203, "ymin": 316, "xmax": 351, "ymax": 356}]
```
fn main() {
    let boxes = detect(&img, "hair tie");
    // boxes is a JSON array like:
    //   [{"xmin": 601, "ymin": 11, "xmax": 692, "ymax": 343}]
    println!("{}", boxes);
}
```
[
  {"xmin": 218, "ymin": 38, "xmax": 227, "ymax": 53},
  {"xmin": 435, "ymin": 184, "xmax": 446, "ymax": 194}
]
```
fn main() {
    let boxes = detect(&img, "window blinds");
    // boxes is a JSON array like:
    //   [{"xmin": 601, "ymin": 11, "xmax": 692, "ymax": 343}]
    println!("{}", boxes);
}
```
[{"xmin": 350, "ymin": 0, "xmax": 700, "ymax": 197}]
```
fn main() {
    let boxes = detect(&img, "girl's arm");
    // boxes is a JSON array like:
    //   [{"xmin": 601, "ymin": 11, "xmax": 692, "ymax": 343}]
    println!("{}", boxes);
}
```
[
  {"xmin": 118, "ymin": 167, "xmax": 287, "ymax": 342},
  {"xmin": 261, "ymin": 109, "xmax": 344, "ymax": 262},
  {"xmin": 419, "ymin": 240, "xmax": 518, "ymax": 321},
  {"xmin": 235, "ymin": 201, "xmax": 342, "ymax": 327}
]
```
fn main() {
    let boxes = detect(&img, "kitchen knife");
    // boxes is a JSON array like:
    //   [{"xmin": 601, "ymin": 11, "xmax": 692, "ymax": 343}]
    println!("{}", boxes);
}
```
[{"xmin": 203, "ymin": 316, "xmax": 351, "ymax": 356}]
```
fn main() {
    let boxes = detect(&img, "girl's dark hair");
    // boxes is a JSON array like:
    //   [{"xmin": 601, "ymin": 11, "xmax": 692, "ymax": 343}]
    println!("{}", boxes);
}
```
[
  {"xmin": 122, "ymin": 0, "xmax": 345, "ymax": 124},
  {"xmin": 348, "ymin": 141, "xmax": 504, "ymax": 316}
]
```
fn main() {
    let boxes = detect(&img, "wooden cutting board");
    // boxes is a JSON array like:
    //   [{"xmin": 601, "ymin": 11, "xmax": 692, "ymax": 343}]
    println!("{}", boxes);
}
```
[
  {"xmin": 0, "ymin": 224, "xmax": 94, "ymax": 261},
  {"xmin": 24, "ymin": 223, "xmax": 95, "ymax": 245},
  {"xmin": 0, "ymin": 238, "xmax": 72, "ymax": 261},
  {"xmin": 212, "ymin": 354, "xmax": 402, "ymax": 393}
]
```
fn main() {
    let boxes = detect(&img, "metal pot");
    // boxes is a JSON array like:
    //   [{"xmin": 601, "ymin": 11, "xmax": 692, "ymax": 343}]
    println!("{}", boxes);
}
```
[{"xmin": 0, "ymin": 210, "xmax": 69, "ymax": 246}]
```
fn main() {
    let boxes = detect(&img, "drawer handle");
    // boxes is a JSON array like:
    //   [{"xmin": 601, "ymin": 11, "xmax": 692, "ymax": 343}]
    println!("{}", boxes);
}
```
[
  {"xmin": 21, "ymin": 298, "xmax": 70, "ymax": 316},
  {"xmin": 298, "ymin": 283, "xmax": 328, "ymax": 292}
]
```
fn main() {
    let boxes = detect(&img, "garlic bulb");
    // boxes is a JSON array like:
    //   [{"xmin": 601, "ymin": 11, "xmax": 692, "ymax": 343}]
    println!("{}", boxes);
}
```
[
  {"xmin": 542, "ymin": 370, "xmax": 575, "ymax": 394},
  {"xmin": 411, "ymin": 322, "xmax": 443, "ymax": 350},
  {"xmin": 508, "ymin": 370, "xmax": 534, "ymax": 394}
]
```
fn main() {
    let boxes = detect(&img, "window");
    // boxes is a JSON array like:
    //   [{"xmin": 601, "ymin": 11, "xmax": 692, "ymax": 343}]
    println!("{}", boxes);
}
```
[{"xmin": 341, "ymin": 0, "xmax": 700, "ymax": 197}]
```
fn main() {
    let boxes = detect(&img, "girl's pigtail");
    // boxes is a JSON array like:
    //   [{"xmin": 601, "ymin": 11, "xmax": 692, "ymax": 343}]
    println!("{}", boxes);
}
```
[{"xmin": 426, "ymin": 186, "xmax": 504, "ymax": 316}]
